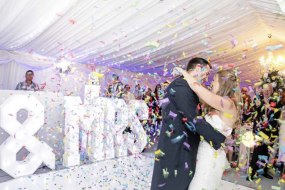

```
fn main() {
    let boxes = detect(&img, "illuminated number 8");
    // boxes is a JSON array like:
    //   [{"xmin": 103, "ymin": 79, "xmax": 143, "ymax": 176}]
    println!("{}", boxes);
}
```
[{"xmin": 0, "ymin": 95, "xmax": 55, "ymax": 178}]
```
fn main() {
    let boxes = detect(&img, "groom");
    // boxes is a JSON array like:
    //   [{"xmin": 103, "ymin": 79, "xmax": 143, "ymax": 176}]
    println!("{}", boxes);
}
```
[{"xmin": 150, "ymin": 57, "xmax": 226, "ymax": 190}]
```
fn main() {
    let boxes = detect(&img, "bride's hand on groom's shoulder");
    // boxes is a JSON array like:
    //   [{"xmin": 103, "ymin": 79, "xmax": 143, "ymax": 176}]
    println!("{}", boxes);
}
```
[
  {"xmin": 173, "ymin": 67, "xmax": 190, "ymax": 78},
  {"xmin": 172, "ymin": 67, "xmax": 184, "ymax": 77}
]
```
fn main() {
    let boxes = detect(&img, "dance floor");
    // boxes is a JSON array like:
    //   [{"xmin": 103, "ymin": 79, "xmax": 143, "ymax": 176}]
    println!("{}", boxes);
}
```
[{"xmin": 0, "ymin": 153, "xmax": 255, "ymax": 190}]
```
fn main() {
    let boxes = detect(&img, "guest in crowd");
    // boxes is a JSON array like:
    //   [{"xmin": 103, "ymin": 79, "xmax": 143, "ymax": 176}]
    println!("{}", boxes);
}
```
[
  {"xmin": 123, "ymin": 84, "xmax": 135, "ymax": 103},
  {"xmin": 154, "ymin": 84, "xmax": 164, "ymax": 103},
  {"xmin": 106, "ymin": 74, "xmax": 124, "ymax": 98},
  {"xmin": 225, "ymin": 132, "xmax": 236, "ymax": 167},
  {"xmin": 143, "ymin": 88, "xmax": 159, "ymax": 137},
  {"xmin": 154, "ymin": 84, "xmax": 164, "ymax": 128},
  {"xmin": 134, "ymin": 84, "xmax": 144, "ymax": 100},
  {"xmin": 15, "ymin": 70, "xmax": 40, "ymax": 91},
  {"xmin": 162, "ymin": 80, "xmax": 170, "ymax": 92},
  {"xmin": 241, "ymin": 87, "xmax": 253, "ymax": 123}
]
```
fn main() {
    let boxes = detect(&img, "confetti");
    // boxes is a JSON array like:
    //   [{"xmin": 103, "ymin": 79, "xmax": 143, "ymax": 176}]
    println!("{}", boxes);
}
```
[
  {"xmin": 158, "ymin": 183, "xmax": 166, "ymax": 187},
  {"xmin": 69, "ymin": 19, "xmax": 76, "ymax": 24},
  {"xmin": 271, "ymin": 186, "xmax": 281, "ymax": 190},
  {"xmin": 169, "ymin": 88, "xmax": 176, "ymax": 95},
  {"xmin": 255, "ymin": 178, "xmax": 261, "ymax": 184},
  {"xmin": 174, "ymin": 170, "xmax": 178, "ymax": 177},
  {"xmin": 266, "ymin": 44, "xmax": 283, "ymax": 51},
  {"xmin": 258, "ymin": 131, "xmax": 269, "ymax": 140},
  {"xmin": 171, "ymin": 134, "xmax": 185, "ymax": 144},
  {"xmin": 189, "ymin": 171, "xmax": 193, "ymax": 176},
  {"xmin": 230, "ymin": 35, "xmax": 238, "ymax": 48},
  {"xmin": 163, "ymin": 168, "xmax": 169, "ymax": 178},
  {"xmin": 168, "ymin": 111, "xmax": 177, "ymax": 119},
  {"xmin": 155, "ymin": 149, "xmax": 165, "ymax": 157},
  {"xmin": 223, "ymin": 112, "xmax": 233, "ymax": 118},
  {"xmin": 146, "ymin": 41, "xmax": 160, "ymax": 48},
  {"xmin": 183, "ymin": 142, "xmax": 191, "ymax": 150},
  {"xmin": 185, "ymin": 122, "xmax": 196, "ymax": 133},
  {"xmin": 159, "ymin": 98, "xmax": 170, "ymax": 107},
  {"xmin": 165, "ymin": 130, "xmax": 172, "ymax": 137},
  {"xmin": 214, "ymin": 151, "xmax": 218, "ymax": 158}
]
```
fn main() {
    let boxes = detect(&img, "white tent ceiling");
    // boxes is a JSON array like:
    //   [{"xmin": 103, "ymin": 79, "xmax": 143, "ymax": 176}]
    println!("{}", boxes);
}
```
[{"xmin": 0, "ymin": 0, "xmax": 285, "ymax": 82}]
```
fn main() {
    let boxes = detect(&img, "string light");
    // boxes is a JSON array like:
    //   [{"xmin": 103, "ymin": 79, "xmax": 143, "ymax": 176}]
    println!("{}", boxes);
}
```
[{"xmin": 259, "ymin": 52, "xmax": 285, "ymax": 70}]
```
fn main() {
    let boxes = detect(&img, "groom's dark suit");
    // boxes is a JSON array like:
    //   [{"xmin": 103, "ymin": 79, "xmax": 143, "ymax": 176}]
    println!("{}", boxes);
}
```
[{"xmin": 150, "ymin": 77, "xmax": 226, "ymax": 190}]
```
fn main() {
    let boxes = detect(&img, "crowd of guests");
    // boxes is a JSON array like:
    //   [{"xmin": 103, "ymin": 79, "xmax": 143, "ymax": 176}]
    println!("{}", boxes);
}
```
[
  {"xmin": 14, "ymin": 70, "xmax": 166, "ymax": 139},
  {"xmin": 246, "ymin": 82, "xmax": 285, "ymax": 181},
  {"xmin": 221, "ymin": 71, "xmax": 285, "ymax": 181},
  {"xmin": 105, "ymin": 73, "xmax": 169, "ymax": 138}
]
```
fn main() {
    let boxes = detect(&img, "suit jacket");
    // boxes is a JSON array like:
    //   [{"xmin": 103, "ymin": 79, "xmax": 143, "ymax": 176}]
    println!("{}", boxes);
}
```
[{"xmin": 150, "ymin": 78, "xmax": 226, "ymax": 190}]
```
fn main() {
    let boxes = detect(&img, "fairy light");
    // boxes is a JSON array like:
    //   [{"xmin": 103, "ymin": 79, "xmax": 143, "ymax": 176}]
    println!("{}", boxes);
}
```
[{"xmin": 259, "ymin": 52, "xmax": 285, "ymax": 70}]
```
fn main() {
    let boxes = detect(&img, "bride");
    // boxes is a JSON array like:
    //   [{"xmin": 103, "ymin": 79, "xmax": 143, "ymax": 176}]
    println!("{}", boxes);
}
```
[{"xmin": 175, "ymin": 67, "xmax": 242, "ymax": 190}]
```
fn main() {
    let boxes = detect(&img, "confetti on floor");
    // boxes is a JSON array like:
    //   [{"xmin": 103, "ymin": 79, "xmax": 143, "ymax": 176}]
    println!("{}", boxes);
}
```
[{"xmin": 0, "ymin": 153, "xmax": 255, "ymax": 190}]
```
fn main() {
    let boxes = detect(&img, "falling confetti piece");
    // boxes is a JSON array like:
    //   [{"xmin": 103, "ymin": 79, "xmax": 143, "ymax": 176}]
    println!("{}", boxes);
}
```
[
  {"xmin": 168, "ymin": 111, "xmax": 177, "ymax": 119},
  {"xmin": 165, "ymin": 130, "xmax": 172, "ymax": 137},
  {"xmin": 158, "ymin": 183, "xmax": 166, "ymax": 187},
  {"xmin": 255, "ymin": 178, "xmax": 261, "ymax": 184},
  {"xmin": 183, "ymin": 142, "xmax": 191, "ymax": 150},
  {"xmin": 163, "ymin": 168, "xmax": 169, "ymax": 178},
  {"xmin": 155, "ymin": 149, "xmax": 165, "ymax": 157},
  {"xmin": 69, "ymin": 19, "xmax": 76, "ymax": 24},
  {"xmin": 271, "ymin": 186, "xmax": 280, "ymax": 190},
  {"xmin": 169, "ymin": 88, "xmax": 176, "ymax": 95},
  {"xmin": 185, "ymin": 122, "xmax": 196, "ymax": 133},
  {"xmin": 171, "ymin": 134, "xmax": 185, "ymax": 144},
  {"xmin": 169, "ymin": 124, "xmax": 174, "ymax": 130},
  {"xmin": 146, "ymin": 41, "xmax": 160, "ymax": 48},
  {"xmin": 223, "ymin": 112, "xmax": 233, "ymax": 118},
  {"xmin": 214, "ymin": 151, "xmax": 218, "ymax": 158},
  {"xmin": 266, "ymin": 44, "xmax": 283, "ymax": 51},
  {"xmin": 230, "ymin": 35, "xmax": 238, "ymax": 48},
  {"xmin": 184, "ymin": 162, "xmax": 189, "ymax": 170},
  {"xmin": 258, "ymin": 131, "xmax": 269, "ymax": 140}
]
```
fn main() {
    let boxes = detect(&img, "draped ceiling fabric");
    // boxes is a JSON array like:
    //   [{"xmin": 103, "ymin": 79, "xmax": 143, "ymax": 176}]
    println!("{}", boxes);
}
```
[{"xmin": 0, "ymin": 0, "xmax": 285, "ymax": 86}]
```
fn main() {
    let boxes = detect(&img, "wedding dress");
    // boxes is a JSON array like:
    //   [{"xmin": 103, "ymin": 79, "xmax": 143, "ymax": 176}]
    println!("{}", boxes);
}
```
[{"xmin": 188, "ymin": 114, "xmax": 232, "ymax": 190}]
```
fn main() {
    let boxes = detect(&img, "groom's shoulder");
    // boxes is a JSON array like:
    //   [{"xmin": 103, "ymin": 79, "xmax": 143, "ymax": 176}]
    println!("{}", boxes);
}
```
[
  {"xmin": 170, "ymin": 77, "xmax": 188, "ymax": 86},
  {"xmin": 167, "ymin": 77, "xmax": 194, "ymax": 93}
]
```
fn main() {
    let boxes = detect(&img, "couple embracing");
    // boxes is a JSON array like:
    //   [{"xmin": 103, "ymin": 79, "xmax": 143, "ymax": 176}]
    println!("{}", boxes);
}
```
[{"xmin": 151, "ymin": 58, "xmax": 242, "ymax": 190}]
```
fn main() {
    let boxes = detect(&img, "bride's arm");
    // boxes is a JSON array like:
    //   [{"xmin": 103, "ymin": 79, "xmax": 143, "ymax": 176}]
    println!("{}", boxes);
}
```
[{"xmin": 174, "ymin": 67, "xmax": 235, "ymax": 113}]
